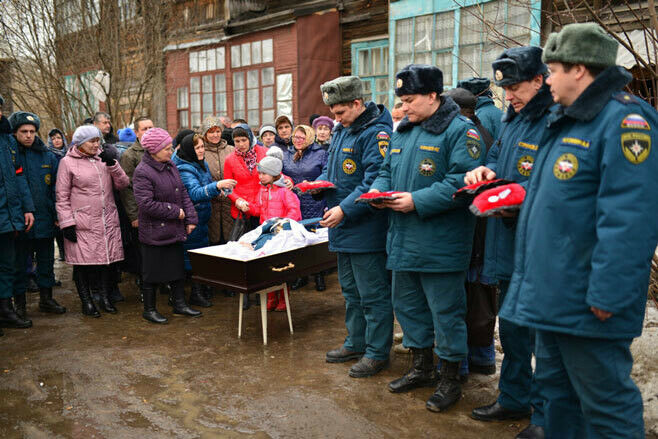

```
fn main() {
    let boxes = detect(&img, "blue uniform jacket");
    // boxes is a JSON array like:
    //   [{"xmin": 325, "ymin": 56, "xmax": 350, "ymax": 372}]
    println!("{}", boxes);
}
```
[
  {"xmin": 0, "ymin": 116, "xmax": 34, "ymax": 234},
  {"xmin": 482, "ymin": 84, "xmax": 555, "ymax": 281},
  {"xmin": 16, "ymin": 136, "xmax": 58, "ymax": 239},
  {"xmin": 500, "ymin": 66, "xmax": 658, "ymax": 339},
  {"xmin": 317, "ymin": 102, "xmax": 391, "ymax": 253},
  {"xmin": 476, "ymin": 96, "xmax": 503, "ymax": 141},
  {"xmin": 371, "ymin": 96, "xmax": 485, "ymax": 272},
  {"xmin": 173, "ymin": 155, "xmax": 220, "ymax": 270},
  {"xmin": 282, "ymin": 143, "xmax": 328, "ymax": 219}
]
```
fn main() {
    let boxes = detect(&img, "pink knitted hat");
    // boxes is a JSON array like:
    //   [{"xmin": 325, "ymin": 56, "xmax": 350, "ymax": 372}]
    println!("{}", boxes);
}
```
[{"xmin": 141, "ymin": 128, "xmax": 172, "ymax": 154}]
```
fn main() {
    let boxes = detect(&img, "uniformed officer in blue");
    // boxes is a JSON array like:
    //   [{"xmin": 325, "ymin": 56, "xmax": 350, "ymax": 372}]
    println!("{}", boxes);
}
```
[
  {"xmin": 457, "ymin": 77, "xmax": 503, "ymax": 141},
  {"xmin": 370, "ymin": 64, "xmax": 484, "ymax": 412},
  {"xmin": 501, "ymin": 23, "xmax": 658, "ymax": 438},
  {"xmin": 0, "ymin": 98, "xmax": 36, "ymax": 334},
  {"xmin": 316, "ymin": 76, "xmax": 393, "ymax": 378},
  {"xmin": 465, "ymin": 47, "xmax": 554, "ymax": 439},
  {"xmin": 9, "ymin": 111, "xmax": 66, "ymax": 322}
]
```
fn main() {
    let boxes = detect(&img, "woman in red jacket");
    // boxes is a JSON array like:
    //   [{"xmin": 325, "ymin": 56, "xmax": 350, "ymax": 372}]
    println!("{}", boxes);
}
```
[{"xmin": 223, "ymin": 124, "xmax": 268, "ymax": 233}]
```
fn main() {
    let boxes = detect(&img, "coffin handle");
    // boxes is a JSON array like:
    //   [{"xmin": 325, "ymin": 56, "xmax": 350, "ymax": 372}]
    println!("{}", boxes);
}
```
[{"xmin": 271, "ymin": 262, "xmax": 295, "ymax": 272}]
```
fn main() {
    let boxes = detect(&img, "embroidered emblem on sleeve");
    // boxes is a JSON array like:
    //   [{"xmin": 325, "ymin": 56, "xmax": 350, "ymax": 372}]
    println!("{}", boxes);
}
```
[
  {"xmin": 621, "ymin": 132, "xmax": 651, "ymax": 164},
  {"xmin": 620, "ymin": 114, "xmax": 650, "ymax": 130}
]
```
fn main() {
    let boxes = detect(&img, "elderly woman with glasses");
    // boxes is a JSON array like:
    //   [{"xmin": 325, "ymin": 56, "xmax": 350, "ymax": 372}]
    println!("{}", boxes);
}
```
[{"xmin": 282, "ymin": 124, "xmax": 329, "ymax": 291}]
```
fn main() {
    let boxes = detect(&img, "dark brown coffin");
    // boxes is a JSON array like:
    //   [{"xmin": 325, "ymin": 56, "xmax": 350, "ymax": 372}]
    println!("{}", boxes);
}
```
[{"xmin": 189, "ymin": 242, "xmax": 337, "ymax": 294}]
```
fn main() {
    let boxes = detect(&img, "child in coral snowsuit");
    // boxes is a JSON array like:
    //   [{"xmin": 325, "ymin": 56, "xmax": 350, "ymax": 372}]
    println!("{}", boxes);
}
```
[{"xmin": 253, "ymin": 147, "xmax": 301, "ymax": 311}]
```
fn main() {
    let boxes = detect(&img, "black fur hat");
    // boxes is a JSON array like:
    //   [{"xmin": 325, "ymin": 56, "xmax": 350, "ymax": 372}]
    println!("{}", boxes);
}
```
[{"xmin": 395, "ymin": 64, "xmax": 443, "ymax": 97}]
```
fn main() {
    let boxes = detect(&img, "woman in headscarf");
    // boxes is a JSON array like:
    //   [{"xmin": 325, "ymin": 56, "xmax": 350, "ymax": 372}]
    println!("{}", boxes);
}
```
[
  {"xmin": 282, "ymin": 124, "xmax": 329, "ymax": 291},
  {"xmin": 200, "ymin": 116, "xmax": 235, "ymax": 245},
  {"xmin": 55, "ymin": 125, "xmax": 129, "ymax": 317},
  {"xmin": 173, "ymin": 133, "xmax": 236, "ymax": 307},
  {"xmin": 48, "ymin": 128, "xmax": 68, "ymax": 261}
]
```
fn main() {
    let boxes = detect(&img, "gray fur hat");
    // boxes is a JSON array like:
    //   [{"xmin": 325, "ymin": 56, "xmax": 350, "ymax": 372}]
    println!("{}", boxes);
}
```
[
  {"xmin": 543, "ymin": 23, "xmax": 618, "ymax": 68},
  {"xmin": 321, "ymin": 76, "xmax": 364, "ymax": 106}
]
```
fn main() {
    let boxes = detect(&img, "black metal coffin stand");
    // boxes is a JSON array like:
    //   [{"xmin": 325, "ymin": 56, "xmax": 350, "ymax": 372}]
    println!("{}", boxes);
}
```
[{"xmin": 189, "ymin": 241, "xmax": 337, "ymax": 345}]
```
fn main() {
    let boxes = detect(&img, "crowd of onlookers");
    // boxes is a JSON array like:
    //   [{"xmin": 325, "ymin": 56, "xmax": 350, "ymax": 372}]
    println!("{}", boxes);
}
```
[{"xmin": 0, "ymin": 106, "xmax": 355, "ymax": 329}]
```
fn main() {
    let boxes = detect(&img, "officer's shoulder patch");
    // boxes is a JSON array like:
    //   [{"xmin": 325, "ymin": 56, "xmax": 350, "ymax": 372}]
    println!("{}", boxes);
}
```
[
  {"xmin": 376, "ymin": 131, "xmax": 389, "ymax": 157},
  {"xmin": 621, "ymin": 113, "xmax": 650, "ymax": 131},
  {"xmin": 466, "ymin": 139, "xmax": 481, "ymax": 159},
  {"xmin": 621, "ymin": 132, "xmax": 651, "ymax": 164},
  {"xmin": 613, "ymin": 92, "xmax": 640, "ymax": 105},
  {"xmin": 466, "ymin": 128, "xmax": 480, "ymax": 141},
  {"xmin": 376, "ymin": 131, "xmax": 390, "ymax": 141}
]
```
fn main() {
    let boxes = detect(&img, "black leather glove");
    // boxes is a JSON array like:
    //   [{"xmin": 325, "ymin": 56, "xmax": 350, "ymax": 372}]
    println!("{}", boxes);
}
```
[
  {"xmin": 99, "ymin": 148, "xmax": 116, "ymax": 166},
  {"xmin": 62, "ymin": 225, "xmax": 77, "ymax": 242}
]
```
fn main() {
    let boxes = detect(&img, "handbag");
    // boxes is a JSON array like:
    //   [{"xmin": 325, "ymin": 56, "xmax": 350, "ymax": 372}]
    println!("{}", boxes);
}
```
[
  {"xmin": 228, "ymin": 211, "xmax": 248, "ymax": 241},
  {"xmin": 465, "ymin": 280, "xmax": 498, "ymax": 347}
]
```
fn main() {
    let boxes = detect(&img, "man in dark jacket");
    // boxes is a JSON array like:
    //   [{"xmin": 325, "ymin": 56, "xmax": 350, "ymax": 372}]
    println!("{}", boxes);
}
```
[
  {"xmin": 457, "ymin": 77, "xmax": 503, "ymax": 141},
  {"xmin": 8, "ymin": 111, "xmax": 65, "ymax": 322},
  {"xmin": 317, "ymin": 76, "xmax": 393, "ymax": 378},
  {"xmin": 371, "ymin": 65, "xmax": 484, "ymax": 413},
  {"xmin": 0, "ymin": 98, "xmax": 36, "ymax": 334},
  {"xmin": 500, "ymin": 24, "xmax": 658, "ymax": 438},
  {"xmin": 465, "ymin": 46, "xmax": 554, "ymax": 439}
]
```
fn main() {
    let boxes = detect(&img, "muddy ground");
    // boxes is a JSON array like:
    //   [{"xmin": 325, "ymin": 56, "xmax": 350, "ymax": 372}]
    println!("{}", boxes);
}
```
[{"xmin": 1, "ymin": 260, "xmax": 656, "ymax": 438}]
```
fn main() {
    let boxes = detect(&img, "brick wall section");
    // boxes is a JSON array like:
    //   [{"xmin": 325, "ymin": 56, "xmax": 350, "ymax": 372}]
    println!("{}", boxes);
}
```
[{"xmin": 165, "ymin": 50, "xmax": 189, "ymax": 135}]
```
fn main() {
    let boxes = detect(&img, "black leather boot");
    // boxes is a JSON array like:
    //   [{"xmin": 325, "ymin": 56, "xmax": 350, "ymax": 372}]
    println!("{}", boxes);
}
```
[
  {"xmin": 38, "ymin": 287, "xmax": 66, "ymax": 314},
  {"xmin": 202, "ymin": 285, "xmax": 214, "ymax": 300},
  {"xmin": 13, "ymin": 293, "xmax": 27, "ymax": 320},
  {"xmin": 0, "ymin": 297, "xmax": 32, "ymax": 328},
  {"xmin": 171, "ymin": 281, "xmax": 202, "ymax": 317},
  {"xmin": 74, "ymin": 269, "xmax": 100, "ymax": 318},
  {"xmin": 426, "ymin": 360, "xmax": 462, "ymax": 412},
  {"xmin": 98, "ymin": 269, "xmax": 117, "ymax": 314},
  {"xmin": 189, "ymin": 283, "xmax": 212, "ymax": 307},
  {"xmin": 109, "ymin": 285, "xmax": 125, "ymax": 303},
  {"xmin": 142, "ymin": 284, "xmax": 168, "ymax": 324},
  {"xmin": 314, "ymin": 273, "xmax": 326, "ymax": 291},
  {"xmin": 389, "ymin": 347, "xmax": 438, "ymax": 393},
  {"xmin": 290, "ymin": 276, "xmax": 308, "ymax": 290}
]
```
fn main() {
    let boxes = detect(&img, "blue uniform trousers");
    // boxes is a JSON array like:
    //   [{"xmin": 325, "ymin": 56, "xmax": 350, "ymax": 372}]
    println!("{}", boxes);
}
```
[
  {"xmin": 0, "ymin": 232, "xmax": 16, "ymax": 299},
  {"xmin": 337, "ymin": 251, "xmax": 393, "ymax": 361},
  {"xmin": 13, "ymin": 237, "xmax": 55, "ymax": 294},
  {"xmin": 498, "ymin": 280, "xmax": 544, "ymax": 425},
  {"xmin": 393, "ymin": 270, "xmax": 467, "ymax": 362},
  {"xmin": 535, "ymin": 330, "xmax": 644, "ymax": 439}
]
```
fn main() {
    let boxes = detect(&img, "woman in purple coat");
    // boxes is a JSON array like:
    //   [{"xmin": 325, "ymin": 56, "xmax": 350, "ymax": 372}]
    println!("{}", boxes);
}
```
[
  {"xmin": 132, "ymin": 128, "xmax": 201, "ymax": 324},
  {"xmin": 282, "ymin": 124, "xmax": 329, "ymax": 290}
]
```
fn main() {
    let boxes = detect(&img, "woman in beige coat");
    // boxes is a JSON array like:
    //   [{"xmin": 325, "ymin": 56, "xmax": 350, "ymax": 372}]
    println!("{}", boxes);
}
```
[{"xmin": 200, "ymin": 116, "xmax": 234, "ymax": 244}]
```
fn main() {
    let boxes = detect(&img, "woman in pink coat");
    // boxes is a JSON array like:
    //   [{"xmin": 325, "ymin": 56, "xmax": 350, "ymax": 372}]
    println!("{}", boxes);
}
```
[{"xmin": 56, "ymin": 125, "xmax": 129, "ymax": 317}]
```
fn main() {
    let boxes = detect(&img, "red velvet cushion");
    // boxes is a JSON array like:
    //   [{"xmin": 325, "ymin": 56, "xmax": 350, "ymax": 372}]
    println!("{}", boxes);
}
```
[
  {"xmin": 453, "ymin": 178, "xmax": 513, "ymax": 201},
  {"xmin": 355, "ymin": 191, "xmax": 403, "ymax": 204},
  {"xmin": 469, "ymin": 183, "xmax": 526, "ymax": 217},
  {"xmin": 294, "ymin": 180, "xmax": 336, "ymax": 193}
]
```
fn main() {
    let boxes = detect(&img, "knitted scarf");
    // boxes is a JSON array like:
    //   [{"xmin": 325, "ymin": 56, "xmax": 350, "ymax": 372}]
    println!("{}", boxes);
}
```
[{"xmin": 236, "ymin": 146, "xmax": 258, "ymax": 172}]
